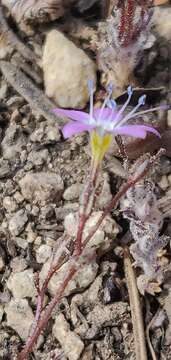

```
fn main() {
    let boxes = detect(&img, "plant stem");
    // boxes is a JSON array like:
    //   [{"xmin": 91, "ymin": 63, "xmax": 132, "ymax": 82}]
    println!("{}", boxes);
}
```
[
  {"xmin": 17, "ymin": 264, "xmax": 77, "ymax": 360},
  {"xmin": 124, "ymin": 247, "xmax": 148, "ymax": 360},
  {"xmin": 74, "ymin": 163, "xmax": 99, "ymax": 255}
]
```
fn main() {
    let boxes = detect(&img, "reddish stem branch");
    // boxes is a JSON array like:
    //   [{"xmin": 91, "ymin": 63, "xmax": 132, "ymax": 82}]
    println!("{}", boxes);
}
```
[
  {"xmin": 17, "ymin": 265, "xmax": 77, "ymax": 360},
  {"xmin": 17, "ymin": 150, "xmax": 162, "ymax": 359}
]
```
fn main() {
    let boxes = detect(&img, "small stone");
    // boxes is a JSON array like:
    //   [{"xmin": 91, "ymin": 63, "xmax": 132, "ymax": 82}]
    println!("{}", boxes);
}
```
[
  {"xmin": 10, "ymin": 257, "xmax": 27, "ymax": 273},
  {"xmin": 15, "ymin": 237, "xmax": 28, "ymax": 250},
  {"xmin": 0, "ymin": 81, "xmax": 8, "ymax": 100},
  {"xmin": 8, "ymin": 209, "xmax": 28, "ymax": 236},
  {"xmin": 0, "ymin": 305, "xmax": 4, "ymax": 322},
  {"xmin": 96, "ymin": 173, "xmax": 112, "ymax": 209},
  {"xmin": 3, "ymin": 196, "xmax": 17, "ymax": 212},
  {"xmin": 7, "ymin": 269, "xmax": 37, "ymax": 299},
  {"xmin": 5, "ymin": 299, "xmax": 34, "ymax": 341},
  {"xmin": 63, "ymin": 183, "xmax": 82, "ymax": 201},
  {"xmin": 158, "ymin": 175, "xmax": 169, "ymax": 190},
  {"xmin": 13, "ymin": 191, "xmax": 24, "ymax": 204},
  {"xmin": 64, "ymin": 211, "xmax": 119, "ymax": 252},
  {"xmin": 0, "ymin": 257, "xmax": 5, "ymax": 271},
  {"xmin": 36, "ymin": 244, "xmax": 52, "ymax": 264},
  {"xmin": 168, "ymin": 174, "xmax": 171, "ymax": 186},
  {"xmin": 53, "ymin": 313, "xmax": 84, "ymax": 360},
  {"xmin": 0, "ymin": 159, "xmax": 11, "ymax": 178},
  {"xmin": 19, "ymin": 172, "xmax": 64, "ymax": 204},
  {"xmin": 167, "ymin": 110, "xmax": 171, "ymax": 128},
  {"xmin": 40, "ymin": 258, "xmax": 98, "ymax": 297},
  {"xmin": 43, "ymin": 30, "xmax": 96, "ymax": 108},
  {"xmin": 27, "ymin": 149, "xmax": 49, "ymax": 166},
  {"xmin": 1, "ymin": 124, "xmax": 26, "ymax": 160}
]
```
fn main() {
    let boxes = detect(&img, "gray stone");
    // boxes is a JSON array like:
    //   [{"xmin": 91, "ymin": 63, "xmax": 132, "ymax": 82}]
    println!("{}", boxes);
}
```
[
  {"xmin": 19, "ymin": 172, "xmax": 64, "ymax": 204},
  {"xmin": 36, "ymin": 244, "xmax": 52, "ymax": 264},
  {"xmin": 63, "ymin": 183, "xmax": 82, "ymax": 201},
  {"xmin": 43, "ymin": 30, "xmax": 96, "ymax": 108},
  {"xmin": 64, "ymin": 211, "xmax": 119, "ymax": 252},
  {"xmin": 5, "ymin": 299, "xmax": 34, "ymax": 341},
  {"xmin": 53, "ymin": 313, "xmax": 84, "ymax": 360},
  {"xmin": 8, "ymin": 209, "xmax": 28, "ymax": 236},
  {"xmin": 1, "ymin": 124, "xmax": 26, "ymax": 160},
  {"xmin": 7, "ymin": 269, "xmax": 37, "ymax": 299},
  {"xmin": 40, "ymin": 258, "xmax": 98, "ymax": 297}
]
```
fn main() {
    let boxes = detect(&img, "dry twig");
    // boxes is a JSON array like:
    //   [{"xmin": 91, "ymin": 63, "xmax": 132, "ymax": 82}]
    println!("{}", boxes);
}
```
[{"xmin": 124, "ymin": 247, "xmax": 148, "ymax": 360}]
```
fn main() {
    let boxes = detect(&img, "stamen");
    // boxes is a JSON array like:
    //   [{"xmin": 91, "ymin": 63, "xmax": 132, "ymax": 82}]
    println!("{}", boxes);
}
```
[
  {"xmin": 113, "ymin": 85, "xmax": 133, "ymax": 124},
  {"xmin": 88, "ymin": 80, "xmax": 94, "ymax": 121},
  {"xmin": 116, "ymin": 94, "xmax": 147, "ymax": 127},
  {"xmin": 107, "ymin": 99, "xmax": 117, "ymax": 109},
  {"xmin": 124, "ymin": 104, "xmax": 169, "ymax": 121},
  {"xmin": 97, "ymin": 84, "xmax": 113, "ymax": 125}
]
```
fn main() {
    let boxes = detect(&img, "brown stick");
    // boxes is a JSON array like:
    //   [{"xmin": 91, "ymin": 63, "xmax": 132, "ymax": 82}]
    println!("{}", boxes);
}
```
[{"xmin": 124, "ymin": 248, "xmax": 148, "ymax": 360}]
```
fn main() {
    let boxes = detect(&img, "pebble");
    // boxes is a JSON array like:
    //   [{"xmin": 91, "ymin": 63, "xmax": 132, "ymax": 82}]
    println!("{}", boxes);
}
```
[
  {"xmin": 64, "ymin": 211, "xmax": 119, "ymax": 252},
  {"xmin": 40, "ymin": 259, "xmax": 98, "ymax": 297},
  {"xmin": 1, "ymin": 124, "xmax": 26, "ymax": 160},
  {"xmin": 43, "ymin": 30, "xmax": 96, "ymax": 108},
  {"xmin": 19, "ymin": 172, "xmax": 64, "ymax": 204},
  {"xmin": 158, "ymin": 175, "xmax": 169, "ymax": 191},
  {"xmin": 0, "ymin": 256, "xmax": 5, "ymax": 271},
  {"xmin": 8, "ymin": 209, "xmax": 28, "ymax": 236},
  {"xmin": 10, "ymin": 256, "xmax": 27, "ymax": 273},
  {"xmin": 27, "ymin": 149, "xmax": 49, "ymax": 166},
  {"xmin": 3, "ymin": 196, "xmax": 17, "ymax": 212},
  {"xmin": 63, "ymin": 183, "xmax": 82, "ymax": 201},
  {"xmin": 7, "ymin": 269, "xmax": 37, "ymax": 299},
  {"xmin": 0, "ymin": 305, "xmax": 4, "ymax": 322},
  {"xmin": 167, "ymin": 110, "xmax": 171, "ymax": 128},
  {"xmin": 96, "ymin": 173, "xmax": 112, "ymax": 209},
  {"xmin": 153, "ymin": 8, "xmax": 171, "ymax": 41},
  {"xmin": 5, "ymin": 299, "xmax": 34, "ymax": 341},
  {"xmin": 53, "ymin": 313, "xmax": 84, "ymax": 360},
  {"xmin": 36, "ymin": 244, "xmax": 52, "ymax": 263},
  {"xmin": 0, "ymin": 81, "xmax": 8, "ymax": 100}
]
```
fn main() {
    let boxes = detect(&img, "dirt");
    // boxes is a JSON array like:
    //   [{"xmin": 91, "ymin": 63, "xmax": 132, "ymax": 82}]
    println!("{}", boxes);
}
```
[{"xmin": 0, "ymin": 1, "xmax": 171, "ymax": 360}]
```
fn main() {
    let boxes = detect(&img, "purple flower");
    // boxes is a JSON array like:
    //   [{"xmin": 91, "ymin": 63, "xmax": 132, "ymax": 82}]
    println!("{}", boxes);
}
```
[{"xmin": 54, "ymin": 82, "xmax": 163, "ymax": 140}]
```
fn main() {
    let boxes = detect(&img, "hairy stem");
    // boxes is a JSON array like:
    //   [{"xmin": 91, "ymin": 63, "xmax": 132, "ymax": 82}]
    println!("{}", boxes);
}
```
[{"xmin": 17, "ymin": 264, "xmax": 77, "ymax": 360}]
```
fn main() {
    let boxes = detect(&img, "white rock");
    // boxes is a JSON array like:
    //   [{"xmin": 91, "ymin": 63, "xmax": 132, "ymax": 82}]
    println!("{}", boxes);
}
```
[
  {"xmin": 158, "ymin": 175, "xmax": 169, "ymax": 191},
  {"xmin": 8, "ymin": 209, "xmax": 28, "ymax": 236},
  {"xmin": 53, "ymin": 313, "xmax": 84, "ymax": 360},
  {"xmin": 7, "ymin": 269, "xmax": 37, "ymax": 299},
  {"xmin": 40, "ymin": 258, "xmax": 98, "ymax": 297},
  {"xmin": 3, "ymin": 196, "xmax": 17, "ymax": 212},
  {"xmin": 64, "ymin": 211, "xmax": 119, "ymax": 251},
  {"xmin": 36, "ymin": 244, "xmax": 52, "ymax": 263},
  {"xmin": 153, "ymin": 8, "xmax": 171, "ymax": 41},
  {"xmin": 0, "ymin": 257, "xmax": 5, "ymax": 271},
  {"xmin": 43, "ymin": 30, "xmax": 96, "ymax": 109},
  {"xmin": 19, "ymin": 172, "xmax": 64, "ymax": 204},
  {"xmin": 96, "ymin": 173, "xmax": 112, "ymax": 209},
  {"xmin": 0, "ymin": 305, "xmax": 4, "ymax": 322},
  {"xmin": 63, "ymin": 183, "xmax": 82, "ymax": 201},
  {"xmin": 167, "ymin": 110, "xmax": 171, "ymax": 128},
  {"xmin": 5, "ymin": 299, "xmax": 34, "ymax": 341}
]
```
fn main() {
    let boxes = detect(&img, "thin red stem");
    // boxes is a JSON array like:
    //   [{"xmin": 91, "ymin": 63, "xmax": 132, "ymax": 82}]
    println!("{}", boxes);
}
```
[{"xmin": 17, "ymin": 265, "xmax": 77, "ymax": 360}]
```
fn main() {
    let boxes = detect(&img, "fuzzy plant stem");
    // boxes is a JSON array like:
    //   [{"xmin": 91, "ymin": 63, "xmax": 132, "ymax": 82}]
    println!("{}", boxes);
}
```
[
  {"xmin": 74, "ymin": 162, "xmax": 99, "ymax": 256},
  {"xmin": 17, "ymin": 151, "xmax": 160, "ymax": 360},
  {"xmin": 17, "ymin": 265, "xmax": 77, "ymax": 360}
]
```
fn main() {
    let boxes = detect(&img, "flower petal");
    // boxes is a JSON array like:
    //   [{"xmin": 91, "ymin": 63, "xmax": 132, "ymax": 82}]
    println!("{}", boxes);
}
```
[
  {"xmin": 62, "ymin": 121, "xmax": 94, "ymax": 139},
  {"xmin": 53, "ymin": 108, "xmax": 90, "ymax": 123},
  {"xmin": 113, "ymin": 125, "xmax": 161, "ymax": 139},
  {"xmin": 93, "ymin": 108, "xmax": 118, "ymax": 124}
]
